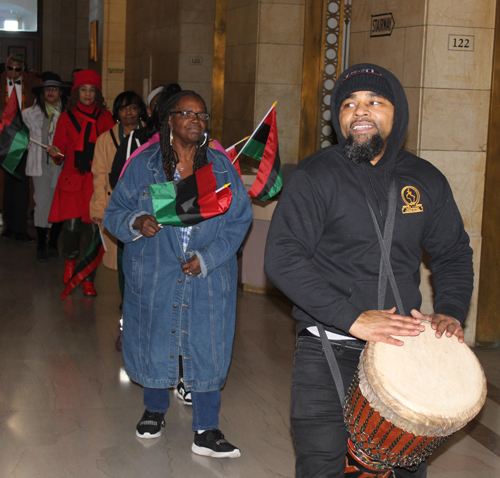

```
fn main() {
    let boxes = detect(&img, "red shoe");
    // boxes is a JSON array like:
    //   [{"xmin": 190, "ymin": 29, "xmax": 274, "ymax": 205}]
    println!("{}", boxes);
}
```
[
  {"xmin": 82, "ymin": 282, "xmax": 97, "ymax": 297},
  {"xmin": 63, "ymin": 260, "xmax": 76, "ymax": 284}
]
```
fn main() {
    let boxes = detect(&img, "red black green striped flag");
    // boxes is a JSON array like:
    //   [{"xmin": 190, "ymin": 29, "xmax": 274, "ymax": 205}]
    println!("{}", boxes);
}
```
[
  {"xmin": 61, "ymin": 235, "xmax": 105, "ymax": 300},
  {"xmin": 0, "ymin": 88, "xmax": 29, "ymax": 177},
  {"xmin": 150, "ymin": 162, "xmax": 232, "ymax": 226},
  {"xmin": 239, "ymin": 104, "xmax": 282, "ymax": 201},
  {"xmin": 224, "ymin": 144, "xmax": 242, "ymax": 180}
]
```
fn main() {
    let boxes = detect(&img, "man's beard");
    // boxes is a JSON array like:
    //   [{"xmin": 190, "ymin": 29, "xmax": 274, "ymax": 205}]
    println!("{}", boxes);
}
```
[{"xmin": 343, "ymin": 132, "xmax": 385, "ymax": 164}]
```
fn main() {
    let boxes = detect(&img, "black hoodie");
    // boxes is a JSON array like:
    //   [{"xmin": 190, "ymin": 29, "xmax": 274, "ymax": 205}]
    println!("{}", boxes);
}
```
[{"xmin": 264, "ymin": 63, "xmax": 473, "ymax": 336}]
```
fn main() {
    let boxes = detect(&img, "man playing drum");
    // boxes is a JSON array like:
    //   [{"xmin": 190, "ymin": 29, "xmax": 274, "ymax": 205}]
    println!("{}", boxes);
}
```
[{"xmin": 264, "ymin": 63, "xmax": 473, "ymax": 478}]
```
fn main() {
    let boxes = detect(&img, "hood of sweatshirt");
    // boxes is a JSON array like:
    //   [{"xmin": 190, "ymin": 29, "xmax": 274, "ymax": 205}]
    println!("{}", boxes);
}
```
[
  {"xmin": 330, "ymin": 63, "xmax": 409, "ymax": 171},
  {"xmin": 328, "ymin": 64, "xmax": 410, "ymax": 221}
]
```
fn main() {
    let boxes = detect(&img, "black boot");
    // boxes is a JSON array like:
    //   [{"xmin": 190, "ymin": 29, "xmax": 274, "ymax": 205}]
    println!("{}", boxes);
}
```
[
  {"xmin": 48, "ymin": 221, "xmax": 63, "ymax": 258},
  {"xmin": 36, "ymin": 227, "xmax": 48, "ymax": 262}
]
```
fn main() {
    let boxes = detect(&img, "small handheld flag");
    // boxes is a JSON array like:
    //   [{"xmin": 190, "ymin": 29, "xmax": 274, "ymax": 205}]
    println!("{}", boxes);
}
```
[
  {"xmin": 210, "ymin": 138, "xmax": 247, "ymax": 181},
  {"xmin": 150, "ymin": 162, "xmax": 232, "ymax": 227},
  {"xmin": 0, "ymin": 88, "xmax": 30, "ymax": 177},
  {"xmin": 238, "ymin": 102, "xmax": 282, "ymax": 201},
  {"xmin": 29, "ymin": 138, "xmax": 64, "ymax": 156},
  {"xmin": 224, "ymin": 144, "xmax": 242, "ymax": 180},
  {"xmin": 61, "ymin": 235, "xmax": 105, "ymax": 300}
]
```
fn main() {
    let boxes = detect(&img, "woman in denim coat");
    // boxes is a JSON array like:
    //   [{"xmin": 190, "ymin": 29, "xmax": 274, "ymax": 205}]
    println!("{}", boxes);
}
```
[{"xmin": 103, "ymin": 91, "xmax": 252, "ymax": 458}]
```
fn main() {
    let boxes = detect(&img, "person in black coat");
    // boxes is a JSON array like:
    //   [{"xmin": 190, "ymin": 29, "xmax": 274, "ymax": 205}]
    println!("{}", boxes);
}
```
[
  {"xmin": 109, "ymin": 83, "xmax": 181, "ymax": 189},
  {"xmin": 264, "ymin": 64, "xmax": 473, "ymax": 478}
]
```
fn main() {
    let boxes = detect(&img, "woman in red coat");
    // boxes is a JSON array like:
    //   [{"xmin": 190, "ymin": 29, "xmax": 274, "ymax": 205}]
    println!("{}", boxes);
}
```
[{"xmin": 47, "ymin": 70, "xmax": 114, "ymax": 296}]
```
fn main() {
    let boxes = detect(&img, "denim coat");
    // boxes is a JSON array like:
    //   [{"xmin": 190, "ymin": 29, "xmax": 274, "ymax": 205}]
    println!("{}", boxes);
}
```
[{"xmin": 103, "ymin": 144, "xmax": 253, "ymax": 391}]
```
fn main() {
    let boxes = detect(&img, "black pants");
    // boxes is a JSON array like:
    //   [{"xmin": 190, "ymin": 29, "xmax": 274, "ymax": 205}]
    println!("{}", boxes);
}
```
[
  {"xmin": 291, "ymin": 336, "xmax": 427, "ymax": 478},
  {"xmin": 62, "ymin": 218, "xmax": 98, "ymax": 282},
  {"xmin": 3, "ymin": 152, "xmax": 30, "ymax": 234}
]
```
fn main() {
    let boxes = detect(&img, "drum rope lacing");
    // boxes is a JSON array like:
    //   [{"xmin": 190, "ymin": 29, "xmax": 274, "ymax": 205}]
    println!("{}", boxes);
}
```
[{"xmin": 344, "ymin": 371, "xmax": 452, "ymax": 471}]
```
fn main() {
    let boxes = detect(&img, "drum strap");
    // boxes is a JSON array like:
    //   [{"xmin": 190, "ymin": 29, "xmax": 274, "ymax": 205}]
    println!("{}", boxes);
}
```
[
  {"xmin": 367, "ymin": 170, "xmax": 406, "ymax": 316},
  {"xmin": 317, "ymin": 170, "xmax": 404, "ymax": 403},
  {"xmin": 317, "ymin": 324, "xmax": 346, "ymax": 401}
]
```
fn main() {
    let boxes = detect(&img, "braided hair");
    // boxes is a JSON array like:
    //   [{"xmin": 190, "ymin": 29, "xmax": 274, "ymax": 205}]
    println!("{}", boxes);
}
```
[
  {"xmin": 146, "ymin": 83, "xmax": 182, "ymax": 139},
  {"xmin": 158, "ymin": 90, "xmax": 209, "ymax": 182}
]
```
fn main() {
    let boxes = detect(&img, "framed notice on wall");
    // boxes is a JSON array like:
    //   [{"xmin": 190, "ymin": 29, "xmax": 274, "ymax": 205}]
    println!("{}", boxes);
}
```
[{"xmin": 90, "ymin": 20, "xmax": 98, "ymax": 62}]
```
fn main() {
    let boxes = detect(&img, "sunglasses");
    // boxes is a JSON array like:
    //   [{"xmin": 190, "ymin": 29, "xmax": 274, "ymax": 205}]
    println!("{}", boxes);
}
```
[{"xmin": 7, "ymin": 65, "xmax": 22, "ymax": 72}]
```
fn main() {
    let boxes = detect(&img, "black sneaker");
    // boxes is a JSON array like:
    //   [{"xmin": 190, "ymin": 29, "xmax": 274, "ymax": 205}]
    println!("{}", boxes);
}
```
[
  {"xmin": 135, "ymin": 409, "xmax": 165, "ymax": 439},
  {"xmin": 174, "ymin": 379, "xmax": 192, "ymax": 406},
  {"xmin": 191, "ymin": 429, "xmax": 241, "ymax": 458}
]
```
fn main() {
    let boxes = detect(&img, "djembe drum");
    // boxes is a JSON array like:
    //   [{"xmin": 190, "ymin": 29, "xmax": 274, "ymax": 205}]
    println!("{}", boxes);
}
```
[{"xmin": 343, "ymin": 324, "xmax": 487, "ymax": 476}]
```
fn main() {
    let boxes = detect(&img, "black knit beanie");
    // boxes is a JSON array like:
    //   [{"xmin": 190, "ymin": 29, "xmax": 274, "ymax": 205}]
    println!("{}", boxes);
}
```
[{"xmin": 334, "ymin": 66, "xmax": 394, "ymax": 118}]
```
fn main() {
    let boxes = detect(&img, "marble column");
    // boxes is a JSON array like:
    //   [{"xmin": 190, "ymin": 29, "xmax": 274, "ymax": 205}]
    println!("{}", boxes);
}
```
[
  {"xmin": 223, "ymin": 0, "xmax": 305, "ymax": 165},
  {"xmin": 90, "ymin": 0, "xmax": 127, "ymax": 106}
]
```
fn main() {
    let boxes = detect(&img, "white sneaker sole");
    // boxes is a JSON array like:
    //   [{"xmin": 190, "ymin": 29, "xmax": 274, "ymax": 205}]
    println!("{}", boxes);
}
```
[
  {"xmin": 174, "ymin": 388, "xmax": 193, "ymax": 406},
  {"xmin": 191, "ymin": 443, "xmax": 241, "ymax": 458},
  {"xmin": 136, "ymin": 429, "xmax": 162, "ymax": 439}
]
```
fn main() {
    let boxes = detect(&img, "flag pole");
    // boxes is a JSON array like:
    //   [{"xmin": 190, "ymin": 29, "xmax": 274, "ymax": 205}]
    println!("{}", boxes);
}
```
[
  {"xmin": 232, "ymin": 101, "xmax": 277, "ymax": 164},
  {"xmin": 132, "ymin": 225, "xmax": 164, "ymax": 242},
  {"xmin": 228, "ymin": 136, "xmax": 250, "ymax": 164},
  {"xmin": 215, "ymin": 183, "xmax": 231, "ymax": 193},
  {"xmin": 30, "ymin": 138, "xmax": 64, "ymax": 156},
  {"xmin": 227, "ymin": 136, "xmax": 250, "ymax": 151},
  {"xmin": 98, "ymin": 226, "xmax": 108, "ymax": 252}
]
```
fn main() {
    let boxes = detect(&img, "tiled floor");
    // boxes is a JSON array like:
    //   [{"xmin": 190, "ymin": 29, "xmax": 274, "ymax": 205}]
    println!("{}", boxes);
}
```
[{"xmin": 1, "ymin": 232, "xmax": 499, "ymax": 477}]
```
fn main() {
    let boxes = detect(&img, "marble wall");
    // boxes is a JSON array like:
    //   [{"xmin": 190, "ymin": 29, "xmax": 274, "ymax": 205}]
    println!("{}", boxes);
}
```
[
  {"xmin": 177, "ymin": 1, "xmax": 216, "ymax": 110},
  {"xmin": 223, "ymin": 0, "xmax": 305, "ymax": 163},
  {"xmin": 124, "ymin": 0, "xmax": 179, "ymax": 97},
  {"xmin": 349, "ymin": 0, "xmax": 496, "ymax": 345},
  {"xmin": 42, "ymin": 0, "xmax": 90, "ymax": 81},
  {"xmin": 223, "ymin": 0, "xmax": 259, "ymax": 148},
  {"xmin": 124, "ymin": 0, "xmax": 214, "ymax": 109}
]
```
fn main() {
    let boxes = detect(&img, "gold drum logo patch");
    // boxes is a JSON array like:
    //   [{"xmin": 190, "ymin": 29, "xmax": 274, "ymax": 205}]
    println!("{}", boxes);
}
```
[{"xmin": 401, "ymin": 186, "xmax": 423, "ymax": 214}]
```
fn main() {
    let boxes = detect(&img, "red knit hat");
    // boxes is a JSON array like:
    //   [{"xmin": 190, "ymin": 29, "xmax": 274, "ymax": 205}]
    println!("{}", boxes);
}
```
[{"xmin": 72, "ymin": 69, "xmax": 102, "ymax": 91}]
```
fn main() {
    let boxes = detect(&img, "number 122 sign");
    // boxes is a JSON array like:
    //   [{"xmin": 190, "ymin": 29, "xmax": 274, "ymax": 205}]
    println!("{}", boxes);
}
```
[{"xmin": 448, "ymin": 35, "xmax": 475, "ymax": 52}]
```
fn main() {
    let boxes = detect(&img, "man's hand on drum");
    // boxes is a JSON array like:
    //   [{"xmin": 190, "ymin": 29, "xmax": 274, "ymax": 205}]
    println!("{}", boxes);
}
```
[
  {"xmin": 349, "ymin": 307, "xmax": 425, "ymax": 346},
  {"xmin": 132, "ymin": 214, "xmax": 161, "ymax": 237},
  {"xmin": 411, "ymin": 310, "xmax": 464, "ymax": 343}
]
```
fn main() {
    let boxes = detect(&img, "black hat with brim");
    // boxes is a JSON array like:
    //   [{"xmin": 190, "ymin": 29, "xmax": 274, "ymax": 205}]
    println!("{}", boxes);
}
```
[{"xmin": 32, "ymin": 72, "xmax": 71, "ymax": 96}]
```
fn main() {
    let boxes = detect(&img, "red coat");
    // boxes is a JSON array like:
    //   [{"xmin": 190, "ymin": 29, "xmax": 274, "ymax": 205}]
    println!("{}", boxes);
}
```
[{"xmin": 48, "ymin": 105, "xmax": 114, "ymax": 223}]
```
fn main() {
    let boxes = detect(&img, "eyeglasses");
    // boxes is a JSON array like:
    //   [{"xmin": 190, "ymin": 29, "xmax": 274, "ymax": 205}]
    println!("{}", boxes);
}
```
[
  {"xmin": 171, "ymin": 110, "xmax": 210, "ymax": 121},
  {"xmin": 7, "ymin": 65, "xmax": 22, "ymax": 72},
  {"xmin": 44, "ymin": 87, "xmax": 61, "ymax": 92}
]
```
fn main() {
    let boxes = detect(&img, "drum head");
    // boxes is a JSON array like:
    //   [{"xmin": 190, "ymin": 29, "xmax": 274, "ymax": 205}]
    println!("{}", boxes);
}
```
[{"xmin": 358, "ymin": 323, "xmax": 487, "ymax": 437}]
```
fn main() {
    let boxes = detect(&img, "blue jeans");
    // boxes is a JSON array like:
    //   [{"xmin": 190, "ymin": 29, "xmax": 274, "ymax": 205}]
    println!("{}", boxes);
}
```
[
  {"xmin": 143, "ymin": 387, "xmax": 220, "ymax": 431},
  {"xmin": 291, "ymin": 336, "xmax": 427, "ymax": 478}
]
